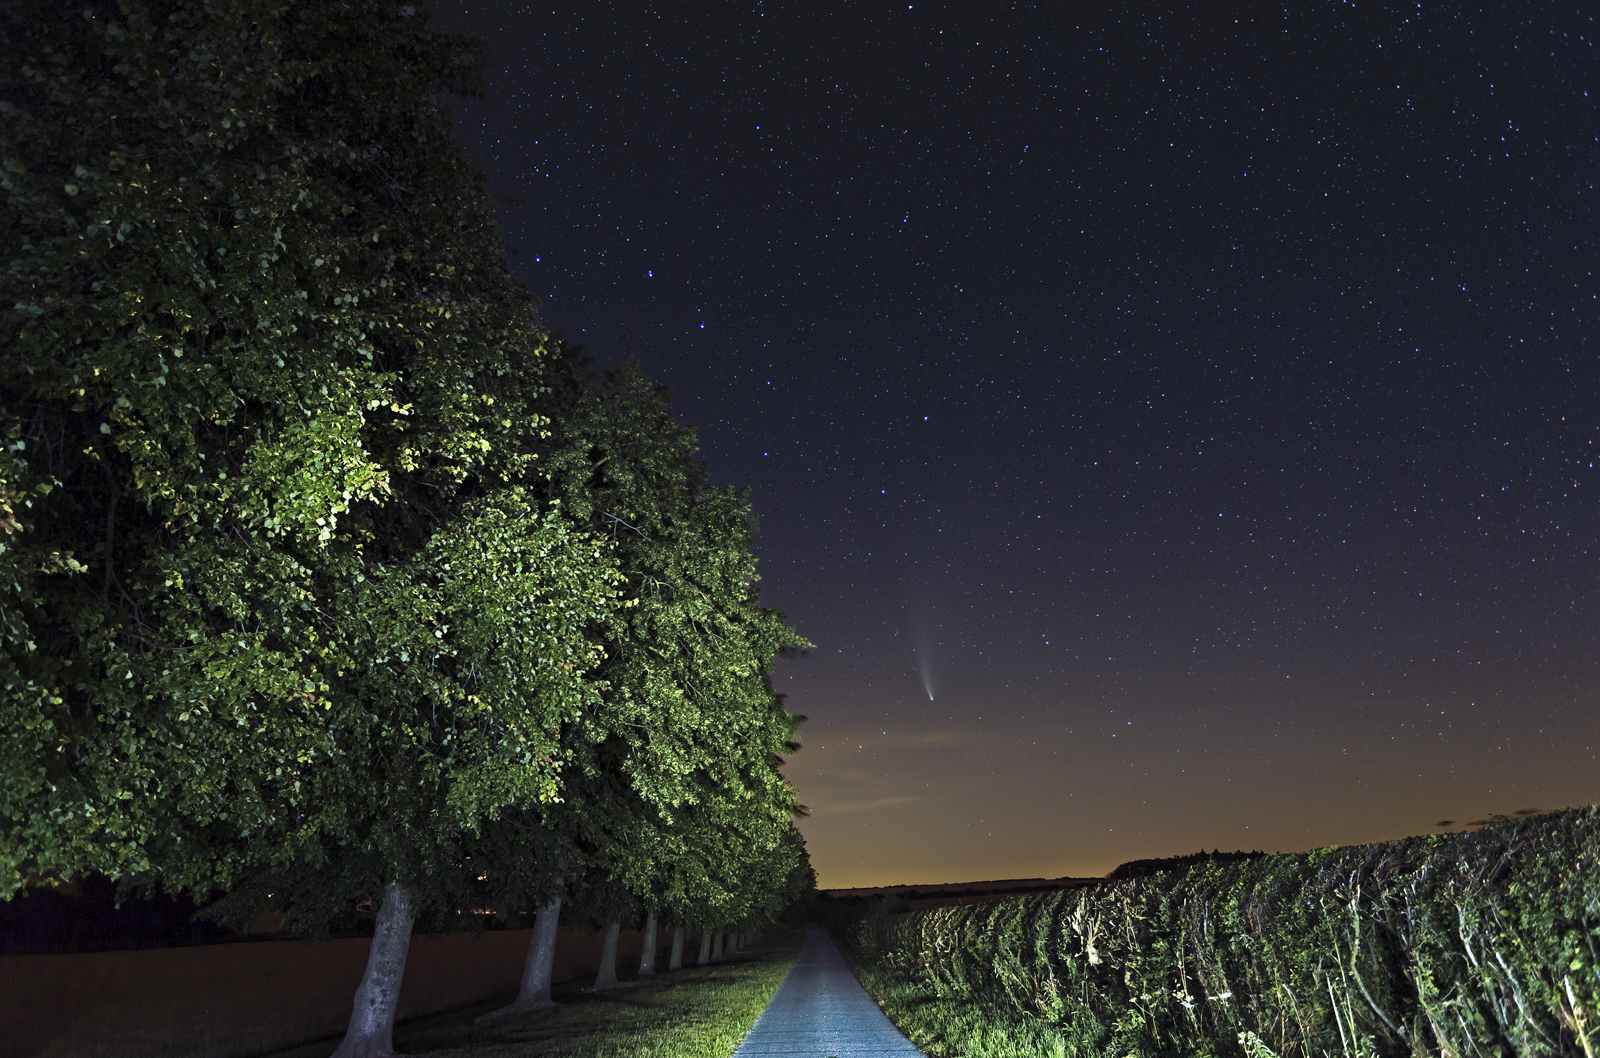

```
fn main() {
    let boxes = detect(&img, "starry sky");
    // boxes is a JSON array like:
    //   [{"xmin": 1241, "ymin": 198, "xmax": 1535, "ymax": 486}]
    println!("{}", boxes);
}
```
[{"xmin": 429, "ymin": 0, "xmax": 1600, "ymax": 887}]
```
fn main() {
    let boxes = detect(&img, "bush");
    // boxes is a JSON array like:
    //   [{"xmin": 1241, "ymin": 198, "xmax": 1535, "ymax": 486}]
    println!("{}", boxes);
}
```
[{"xmin": 843, "ymin": 807, "xmax": 1600, "ymax": 1058}]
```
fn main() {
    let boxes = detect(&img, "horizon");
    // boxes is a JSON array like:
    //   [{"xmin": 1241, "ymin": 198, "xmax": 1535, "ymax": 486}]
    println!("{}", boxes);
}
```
[{"xmin": 808, "ymin": 805, "xmax": 1576, "ymax": 891}]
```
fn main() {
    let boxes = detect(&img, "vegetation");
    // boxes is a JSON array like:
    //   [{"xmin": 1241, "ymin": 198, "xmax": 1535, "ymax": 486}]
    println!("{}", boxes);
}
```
[
  {"xmin": 1106, "ymin": 848, "xmax": 1269, "ymax": 881},
  {"xmin": 472, "ymin": 356, "xmax": 812, "ymax": 997},
  {"xmin": 841, "ymin": 807, "xmax": 1600, "ymax": 1058},
  {"xmin": 1, "ymin": 0, "xmax": 810, "ymax": 1052},
  {"xmin": 265, "ymin": 930, "xmax": 804, "ymax": 1058},
  {"xmin": 1, "ymin": 0, "xmax": 615, "ymax": 885}
]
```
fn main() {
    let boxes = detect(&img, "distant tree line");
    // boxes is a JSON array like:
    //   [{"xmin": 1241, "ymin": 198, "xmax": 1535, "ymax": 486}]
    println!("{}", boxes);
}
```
[
  {"xmin": 0, "ymin": 0, "xmax": 813, "ymax": 1053},
  {"xmin": 0, "ymin": 873, "xmax": 236, "ymax": 954},
  {"xmin": 1103, "ymin": 848, "xmax": 1268, "ymax": 881}
]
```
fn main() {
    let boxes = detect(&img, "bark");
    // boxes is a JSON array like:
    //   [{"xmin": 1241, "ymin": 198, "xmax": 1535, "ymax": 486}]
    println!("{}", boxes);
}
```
[
  {"xmin": 729, "ymin": 932, "xmax": 739, "ymax": 954},
  {"xmin": 590, "ymin": 920, "xmax": 622, "ymax": 990},
  {"xmin": 477, "ymin": 894, "xmax": 561, "ymax": 1022},
  {"xmin": 637, "ymin": 907, "xmax": 658, "ymax": 976},
  {"xmin": 668, "ymin": 924, "xmax": 685, "ymax": 970},
  {"xmin": 712, "ymin": 931, "xmax": 725, "ymax": 961},
  {"xmin": 697, "ymin": 928, "xmax": 713, "ymax": 966},
  {"xmin": 330, "ymin": 882, "xmax": 419, "ymax": 1058}
]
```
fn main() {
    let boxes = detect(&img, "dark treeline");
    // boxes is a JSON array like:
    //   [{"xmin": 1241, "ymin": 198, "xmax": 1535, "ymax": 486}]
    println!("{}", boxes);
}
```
[
  {"xmin": 0, "ymin": 874, "xmax": 235, "ymax": 954},
  {"xmin": 1104, "ymin": 848, "xmax": 1269, "ymax": 881}
]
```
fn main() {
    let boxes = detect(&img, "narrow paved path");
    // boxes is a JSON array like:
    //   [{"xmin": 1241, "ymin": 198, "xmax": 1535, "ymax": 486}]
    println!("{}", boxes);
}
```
[{"xmin": 733, "ymin": 926, "xmax": 926, "ymax": 1057}]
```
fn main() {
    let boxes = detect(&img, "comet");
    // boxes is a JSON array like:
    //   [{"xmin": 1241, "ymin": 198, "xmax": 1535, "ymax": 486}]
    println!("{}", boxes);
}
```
[{"xmin": 914, "ymin": 632, "xmax": 938, "ymax": 702}]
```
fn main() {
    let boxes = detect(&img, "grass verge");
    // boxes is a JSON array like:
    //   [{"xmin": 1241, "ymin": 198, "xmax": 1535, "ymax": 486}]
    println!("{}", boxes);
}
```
[
  {"xmin": 839, "ymin": 932, "xmax": 1065, "ymax": 1058},
  {"xmin": 259, "ymin": 930, "xmax": 803, "ymax": 1058}
]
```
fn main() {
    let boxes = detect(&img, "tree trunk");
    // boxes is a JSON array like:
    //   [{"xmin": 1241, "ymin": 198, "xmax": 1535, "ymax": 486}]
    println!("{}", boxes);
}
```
[
  {"xmin": 637, "ymin": 907, "xmax": 658, "ymax": 976},
  {"xmin": 712, "ymin": 931, "xmax": 725, "ymax": 961},
  {"xmin": 668, "ymin": 924, "xmax": 685, "ymax": 970},
  {"xmin": 729, "ymin": 932, "xmax": 739, "ymax": 954},
  {"xmin": 590, "ymin": 920, "xmax": 622, "ymax": 990},
  {"xmin": 477, "ymin": 894, "xmax": 561, "ymax": 1022},
  {"xmin": 696, "ymin": 928, "xmax": 713, "ymax": 966},
  {"xmin": 330, "ymin": 882, "xmax": 418, "ymax": 1058}
]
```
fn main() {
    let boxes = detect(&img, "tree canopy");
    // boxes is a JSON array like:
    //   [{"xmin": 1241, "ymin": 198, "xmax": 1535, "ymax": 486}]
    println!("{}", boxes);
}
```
[
  {"xmin": 534, "ymin": 357, "xmax": 809, "ymax": 928},
  {"xmin": 2, "ymin": 0, "xmax": 811, "ymax": 1047},
  {"xmin": 0, "ymin": 0, "xmax": 630, "ymax": 917}
]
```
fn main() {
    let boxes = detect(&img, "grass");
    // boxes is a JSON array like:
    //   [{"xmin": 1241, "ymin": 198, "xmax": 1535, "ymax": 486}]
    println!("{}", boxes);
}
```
[
  {"xmin": 258, "ymin": 930, "xmax": 804, "ymax": 1058},
  {"xmin": 840, "ymin": 938, "xmax": 1066, "ymax": 1058}
]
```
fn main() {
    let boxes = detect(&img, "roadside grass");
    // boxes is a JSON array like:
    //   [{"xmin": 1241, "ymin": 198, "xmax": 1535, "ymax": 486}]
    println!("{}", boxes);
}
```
[
  {"xmin": 259, "ymin": 929, "xmax": 803, "ymax": 1058},
  {"xmin": 841, "ymin": 938, "xmax": 1066, "ymax": 1058}
]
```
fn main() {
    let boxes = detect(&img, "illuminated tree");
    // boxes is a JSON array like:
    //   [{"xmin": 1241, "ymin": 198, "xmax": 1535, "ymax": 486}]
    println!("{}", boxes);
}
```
[
  {"xmin": 474, "ymin": 357, "xmax": 811, "ymax": 1012},
  {"xmin": 3, "ymin": 6, "xmax": 809, "ymax": 1050},
  {"xmin": 0, "ymin": 2, "xmax": 620, "ymax": 1054}
]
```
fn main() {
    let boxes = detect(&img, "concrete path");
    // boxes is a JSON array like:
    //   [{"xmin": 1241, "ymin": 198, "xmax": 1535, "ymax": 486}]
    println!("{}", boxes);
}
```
[{"xmin": 733, "ymin": 926, "xmax": 926, "ymax": 1057}]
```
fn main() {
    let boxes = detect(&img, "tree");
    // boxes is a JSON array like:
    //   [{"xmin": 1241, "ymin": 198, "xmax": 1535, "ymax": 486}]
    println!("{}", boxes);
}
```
[
  {"xmin": 1, "ymin": 2, "xmax": 621, "ymax": 1053},
  {"xmin": 4, "ymin": 7, "xmax": 813, "ymax": 1049},
  {"xmin": 469, "ymin": 355, "xmax": 812, "ymax": 1013}
]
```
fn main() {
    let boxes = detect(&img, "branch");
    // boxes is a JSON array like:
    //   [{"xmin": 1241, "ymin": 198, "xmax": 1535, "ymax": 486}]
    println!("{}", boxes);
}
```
[
  {"xmin": 102, "ymin": 474, "xmax": 119, "ymax": 605},
  {"xmin": 601, "ymin": 511, "xmax": 652, "ymax": 541}
]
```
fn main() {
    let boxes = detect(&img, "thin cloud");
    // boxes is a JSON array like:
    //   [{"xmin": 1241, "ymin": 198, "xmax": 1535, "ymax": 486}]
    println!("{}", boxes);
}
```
[{"xmin": 813, "ymin": 795, "xmax": 920, "ymax": 816}]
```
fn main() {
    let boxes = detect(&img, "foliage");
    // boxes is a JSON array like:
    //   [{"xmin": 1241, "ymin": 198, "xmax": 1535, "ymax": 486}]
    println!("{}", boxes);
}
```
[
  {"xmin": 489, "ymin": 356, "xmax": 810, "ymax": 934},
  {"xmin": 749, "ymin": 822, "xmax": 817, "ymax": 928},
  {"xmin": 0, "ymin": 870, "xmax": 234, "ymax": 953},
  {"xmin": 0, "ymin": 0, "xmax": 811, "ymax": 966},
  {"xmin": 0, "ymin": 0, "xmax": 620, "ymax": 921},
  {"xmin": 842, "ymin": 807, "xmax": 1600, "ymax": 1058},
  {"xmin": 1107, "ymin": 848, "xmax": 1269, "ymax": 881}
]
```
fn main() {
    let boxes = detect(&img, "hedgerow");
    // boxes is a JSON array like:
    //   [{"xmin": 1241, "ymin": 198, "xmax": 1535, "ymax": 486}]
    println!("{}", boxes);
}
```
[{"xmin": 843, "ymin": 807, "xmax": 1600, "ymax": 1058}]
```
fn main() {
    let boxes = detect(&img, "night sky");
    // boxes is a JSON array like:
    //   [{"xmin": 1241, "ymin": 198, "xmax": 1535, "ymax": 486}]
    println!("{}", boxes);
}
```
[{"xmin": 429, "ymin": 1, "xmax": 1600, "ymax": 887}]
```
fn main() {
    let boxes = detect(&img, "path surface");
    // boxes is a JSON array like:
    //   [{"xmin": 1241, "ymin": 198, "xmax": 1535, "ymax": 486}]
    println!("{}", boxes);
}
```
[{"xmin": 732, "ymin": 926, "xmax": 926, "ymax": 1057}]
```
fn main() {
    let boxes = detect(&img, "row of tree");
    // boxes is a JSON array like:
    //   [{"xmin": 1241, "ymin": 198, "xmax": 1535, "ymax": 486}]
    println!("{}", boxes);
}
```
[{"xmin": 0, "ymin": 1, "xmax": 813, "ymax": 1054}]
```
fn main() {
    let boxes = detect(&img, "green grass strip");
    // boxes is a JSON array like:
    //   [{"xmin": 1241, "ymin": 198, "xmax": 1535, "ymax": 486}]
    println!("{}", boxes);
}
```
[
  {"xmin": 845, "ymin": 949, "xmax": 1068, "ymax": 1058},
  {"xmin": 263, "ymin": 930, "xmax": 803, "ymax": 1058}
]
